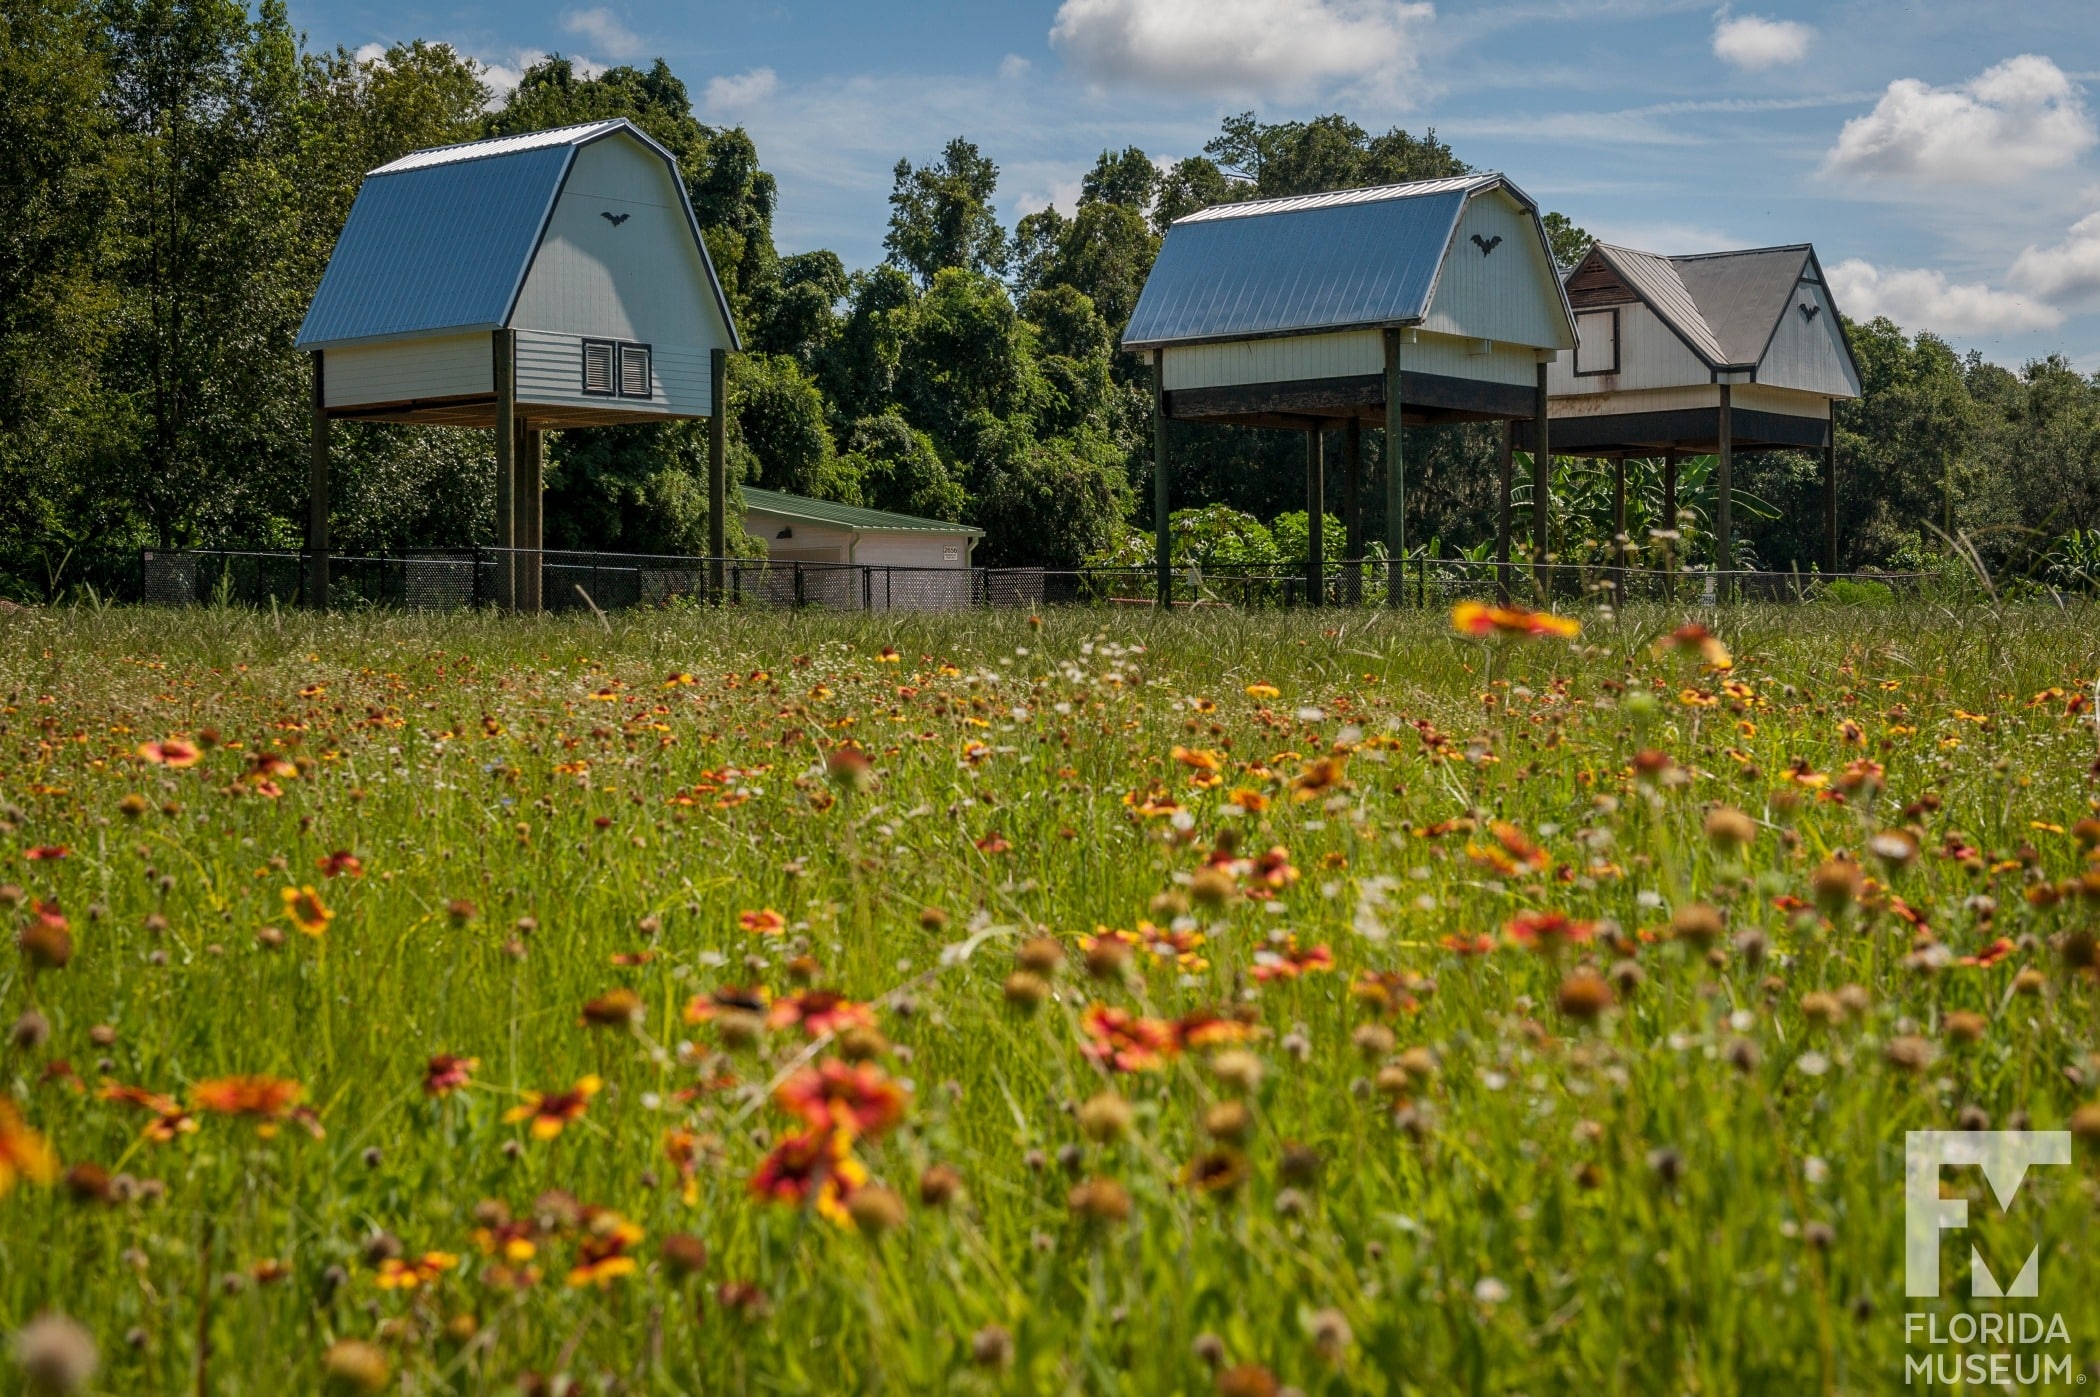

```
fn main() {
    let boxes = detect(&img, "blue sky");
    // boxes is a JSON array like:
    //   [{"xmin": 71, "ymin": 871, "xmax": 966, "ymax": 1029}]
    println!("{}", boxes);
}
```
[{"xmin": 300, "ymin": 0, "xmax": 2100, "ymax": 370}]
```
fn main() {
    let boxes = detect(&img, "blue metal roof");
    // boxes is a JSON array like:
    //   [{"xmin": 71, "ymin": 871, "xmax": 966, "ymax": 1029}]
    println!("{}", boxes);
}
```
[
  {"xmin": 1122, "ymin": 176, "xmax": 1490, "ymax": 350},
  {"xmin": 296, "ymin": 119, "xmax": 741, "ymax": 353},
  {"xmin": 297, "ymin": 147, "xmax": 569, "ymax": 349}
]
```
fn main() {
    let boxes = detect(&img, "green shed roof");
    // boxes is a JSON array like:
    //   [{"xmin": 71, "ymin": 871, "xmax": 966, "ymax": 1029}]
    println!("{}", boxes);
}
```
[{"xmin": 742, "ymin": 488, "xmax": 982, "ymax": 538}]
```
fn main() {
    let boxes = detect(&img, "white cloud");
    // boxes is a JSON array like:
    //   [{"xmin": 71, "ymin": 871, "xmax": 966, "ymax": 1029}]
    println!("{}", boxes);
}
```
[
  {"xmin": 2010, "ymin": 211, "xmax": 2100, "ymax": 305},
  {"xmin": 1049, "ymin": 0, "xmax": 1435, "ymax": 101},
  {"xmin": 476, "ymin": 48, "xmax": 604, "ymax": 102},
  {"xmin": 1826, "ymin": 258, "xmax": 2064, "ymax": 335},
  {"xmin": 705, "ymin": 67, "xmax": 779, "ymax": 113},
  {"xmin": 999, "ymin": 53, "xmax": 1033, "ymax": 81},
  {"xmin": 1822, "ymin": 55, "xmax": 2096, "ymax": 184},
  {"xmin": 352, "ymin": 41, "xmax": 388, "ymax": 65},
  {"xmin": 561, "ymin": 7, "xmax": 643, "ymax": 61},
  {"xmin": 1711, "ymin": 12, "xmax": 1811, "ymax": 71}
]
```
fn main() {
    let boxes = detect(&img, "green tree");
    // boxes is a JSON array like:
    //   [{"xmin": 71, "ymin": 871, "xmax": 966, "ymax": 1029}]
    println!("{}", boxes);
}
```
[
  {"xmin": 0, "ymin": 0, "xmax": 124, "ymax": 586},
  {"xmin": 100, "ymin": 0, "xmax": 310, "ymax": 548},
  {"xmin": 1542, "ymin": 212, "xmax": 1593, "ymax": 274},
  {"xmin": 842, "ymin": 414, "xmax": 966, "ymax": 522},
  {"xmin": 732, "ymin": 353, "xmax": 855, "ymax": 502},
  {"xmin": 885, "ymin": 138, "xmax": 1007, "ymax": 285}
]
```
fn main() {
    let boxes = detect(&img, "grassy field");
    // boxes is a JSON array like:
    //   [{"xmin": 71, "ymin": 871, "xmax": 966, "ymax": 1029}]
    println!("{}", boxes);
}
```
[{"xmin": 3, "ymin": 599, "xmax": 2100, "ymax": 1394}]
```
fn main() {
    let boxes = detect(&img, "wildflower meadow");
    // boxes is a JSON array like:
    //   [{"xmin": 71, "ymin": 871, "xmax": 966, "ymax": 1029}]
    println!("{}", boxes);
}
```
[{"xmin": 4, "ymin": 600, "xmax": 2100, "ymax": 1394}]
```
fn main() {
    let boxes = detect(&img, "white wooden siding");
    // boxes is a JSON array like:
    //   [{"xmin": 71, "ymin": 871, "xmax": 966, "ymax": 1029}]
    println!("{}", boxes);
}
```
[
  {"xmin": 1549, "ymin": 301, "xmax": 1709, "ymax": 397},
  {"xmin": 1757, "ymin": 278, "xmax": 1860, "ymax": 398},
  {"xmin": 323, "ymin": 333, "xmax": 489, "ymax": 408},
  {"xmin": 514, "ymin": 330, "xmax": 711, "ymax": 416},
  {"xmin": 852, "ymin": 533, "xmax": 969, "ymax": 569},
  {"xmin": 509, "ymin": 134, "xmax": 732, "ymax": 356},
  {"xmin": 1550, "ymin": 382, "xmax": 1833, "ymax": 422},
  {"xmin": 1420, "ymin": 189, "xmax": 1573, "ymax": 351},
  {"xmin": 1162, "ymin": 329, "xmax": 1534, "ymax": 391}
]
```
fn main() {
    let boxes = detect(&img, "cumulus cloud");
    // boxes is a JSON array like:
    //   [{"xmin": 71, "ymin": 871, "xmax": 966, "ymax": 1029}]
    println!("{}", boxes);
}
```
[
  {"xmin": 1826, "ymin": 258, "xmax": 2063, "ymax": 335},
  {"xmin": 352, "ymin": 41, "xmax": 388, "ymax": 65},
  {"xmin": 2010, "ymin": 211, "xmax": 2100, "ymax": 305},
  {"xmin": 1823, "ymin": 55, "xmax": 2095, "ymax": 183},
  {"xmin": 562, "ymin": 7, "xmax": 643, "ymax": 61},
  {"xmin": 1711, "ymin": 11, "xmax": 1811, "ymax": 71},
  {"xmin": 476, "ymin": 48, "xmax": 603, "ymax": 101},
  {"xmin": 706, "ymin": 68, "xmax": 779, "ymax": 112},
  {"xmin": 1049, "ymin": 0, "xmax": 1435, "ymax": 101}
]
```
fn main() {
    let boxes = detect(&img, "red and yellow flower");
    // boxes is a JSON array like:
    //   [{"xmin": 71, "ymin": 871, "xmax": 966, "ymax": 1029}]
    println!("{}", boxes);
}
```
[{"xmin": 503, "ymin": 1076, "xmax": 602, "ymax": 1140}]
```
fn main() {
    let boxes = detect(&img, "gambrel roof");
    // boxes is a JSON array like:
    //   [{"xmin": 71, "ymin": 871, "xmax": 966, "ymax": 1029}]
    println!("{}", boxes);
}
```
[
  {"xmin": 1570, "ymin": 242, "xmax": 1858, "ymax": 381},
  {"xmin": 1122, "ymin": 173, "xmax": 1572, "ymax": 350},
  {"xmin": 297, "ymin": 119, "xmax": 740, "ymax": 352}
]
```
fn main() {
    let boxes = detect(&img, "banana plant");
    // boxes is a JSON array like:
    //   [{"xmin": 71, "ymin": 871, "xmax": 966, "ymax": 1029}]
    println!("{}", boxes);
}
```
[{"xmin": 1507, "ymin": 453, "xmax": 1776, "ymax": 570}]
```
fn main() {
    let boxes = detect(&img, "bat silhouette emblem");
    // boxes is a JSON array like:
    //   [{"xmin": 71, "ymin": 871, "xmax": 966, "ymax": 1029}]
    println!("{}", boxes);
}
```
[
  {"xmin": 601, "ymin": 211, "xmax": 630, "ymax": 226},
  {"xmin": 1471, "ymin": 233, "xmax": 1502, "ymax": 255}
]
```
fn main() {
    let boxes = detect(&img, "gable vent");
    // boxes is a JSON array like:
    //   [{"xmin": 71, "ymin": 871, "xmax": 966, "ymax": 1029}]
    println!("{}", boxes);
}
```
[
  {"xmin": 618, "ymin": 344, "xmax": 652, "ymax": 399},
  {"xmin": 581, "ymin": 340, "xmax": 615, "ymax": 396}
]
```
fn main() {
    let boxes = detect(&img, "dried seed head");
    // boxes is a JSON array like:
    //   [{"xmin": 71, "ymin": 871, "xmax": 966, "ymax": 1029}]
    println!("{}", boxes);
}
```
[
  {"xmin": 2070, "ymin": 1103, "xmax": 2100, "ymax": 1143},
  {"xmin": 1077, "ymin": 1092, "xmax": 1134, "ymax": 1143},
  {"xmin": 1189, "ymin": 867, "xmax": 1235, "ymax": 910},
  {"xmin": 1647, "ymin": 1147, "xmax": 1684, "ymax": 1187},
  {"xmin": 1670, "ymin": 904, "xmax": 1725, "ymax": 947},
  {"xmin": 2014, "ymin": 967, "xmax": 2046, "ymax": 995},
  {"xmin": 1203, "ymin": 1100, "xmax": 1252, "ymax": 1144},
  {"xmin": 321, "ymin": 1339, "xmax": 389, "ymax": 1395},
  {"xmin": 660, "ymin": 1233, "xmax": 708, "ymax": 1278},
  {"xmin": 9, "ymin": 1011, "xmax": 50, "ymax": 1051},
  {"xmin": 1799, "ymin": 991, "xmax": 1841, "ymax": 1025},
  {"xmin": 1192, "ymin": 1333, "xmax": 1227, "ymax": 1368},
  {"xmin": 845, "ymin": 1185, "xmax": 908, "ymax": 1237},
  {"xmin": 969, "ymin": 1324, "xmax": 1013, "ymax": 1368},
  {"xmin": 1703, "ymin": 806, "xmax": 1757, "ymax": 852},
  {"xmin": 1015, "ymin": 937, "xmax": 1063, "ymax": 975},
  {"xmin": 1308, "ymin": 1307, "xmax": 1353, "ymax": 1362},
  {"xmin": 1351, "ymin": 1023, "xmax": 1395, "ymax": 1060},
  {"xmin": 1396, "ymin": 1045, "xmax": 1438, "ymax": 1083},
  {"xmin": 1149, "ymin": 891, "xmax": 1189, "ymax": 921},
  {"xmin": 1942, "ymin": 1011, "xmax": 1987, "ymax": 1044},
  {"xmin": 1084, "ymin": 937, "xmax": 1131, "ymax": 980},
  {"xmin": 1066, "ymin": 1177, "xmax": 1131, "ymax": 1223},
  {"xmin": 1810, "ymin": 858, "xmax": 1863, "ymax": 914},
  {"xmin": 1884, "ymin": 1035, "xmax": 1935, "ymax": 1073},
  {"xmin": 1555, "ymin": 971, "xmax": 1615, "ymax": 1022},
  {"xmin": 1002, "ymin": 971, "xmax": 1050, "ymax": 1013},
  {"xmin": 1207, "ymin": 1049, "xmax": 1264, "ymax": 1095},
  {"xmin": 12, "ymin": 1313, "xmax": 99, "ymax": 1395},
  {"xmin": 918, "ymin": 1164, "xmax": 964, "ymax": 1208}
]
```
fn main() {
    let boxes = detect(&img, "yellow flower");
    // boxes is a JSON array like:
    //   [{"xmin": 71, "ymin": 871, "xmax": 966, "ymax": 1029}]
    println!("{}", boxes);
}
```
[{"xmin": 281, "ymin": 885, "xmax": 332, "ymax": 936}]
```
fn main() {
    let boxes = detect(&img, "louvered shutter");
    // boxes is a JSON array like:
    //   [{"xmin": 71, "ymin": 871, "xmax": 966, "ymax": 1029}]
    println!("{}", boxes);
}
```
[
  {"xmin": 618, "ymin": 344, "xmax": 652, "ymax": 399},
  {"xmin": 581, "ymin": 341, "xmax": 615, "ymax": 395}
]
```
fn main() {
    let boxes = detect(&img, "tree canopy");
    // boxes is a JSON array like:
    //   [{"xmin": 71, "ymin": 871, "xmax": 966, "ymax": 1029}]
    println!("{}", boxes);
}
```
[{"xmin": 0, "ymin": 6, "xmax": 2091, "ymax": 599}]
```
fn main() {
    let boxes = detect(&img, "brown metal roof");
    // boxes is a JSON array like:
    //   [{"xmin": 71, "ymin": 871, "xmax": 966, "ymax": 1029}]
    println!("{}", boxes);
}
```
[{"xmin": 1587, "ymin": 243, "xmax": 1812, "ymax": 371}]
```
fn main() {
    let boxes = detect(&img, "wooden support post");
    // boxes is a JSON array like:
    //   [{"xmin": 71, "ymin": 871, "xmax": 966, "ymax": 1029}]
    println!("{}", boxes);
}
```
[
  {"xmin": 493, "ymin": 330, "xmax": 516, "ymax": 612},
  {"xmin": 517, "ymin": 423, "xmax": 543, "ymax": 612},
  {"xmin": 1343, "ymin": 416, "xmax": 1362, "ymax": 604},
  {"xmin": 1611, "ymin": 453, "xmax": 1627, "ymax": 601},
  {"xmin": 1305, "ymin": 426, "xmax": 1324, "ymax": 608},
  {"xmin": 709, "ymin": 348, "xmax": 727, "ymax": 603},
  {"xmin": 1153, "ymin": 348, "xmax": 1171, "ymax": 610},
  {"xmin": 1716, "ymin": 383, "xmax": 1734, "ymax": 592},
  {"xmin": 1495, "ymin": 419, "xmax": 1513, "ymax": 603},
  {"xmin": 307, "ymin": 351, "xmax": 329, "ymax": 611},
  {"xmin": 1823, "ymin": 399, "xmax": 1838, "ymax": 574},
  {"xmin": 1384, "ymin": 329, "xmax": 1404, "ymax": 607},
  {"xmin": 1531, "ymin": 361, "xmax": 1550, "ymax": 595}
]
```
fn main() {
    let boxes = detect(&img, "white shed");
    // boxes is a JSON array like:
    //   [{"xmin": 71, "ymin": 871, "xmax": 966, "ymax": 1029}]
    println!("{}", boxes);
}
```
[
  {"xmin": 742, "ymin": 488, "xmax": 982, "ymax": 610},
  {"xmin": 295, "ymin": 118, "xmax": 742, "ymax": 609},
  {"xmin": 1121, "ymin": 174, "xmax": 1577, "ymax": 605},
  {"xmin": 1525, "ymin": 242, "xmax": 1861, "ymax": 572}
]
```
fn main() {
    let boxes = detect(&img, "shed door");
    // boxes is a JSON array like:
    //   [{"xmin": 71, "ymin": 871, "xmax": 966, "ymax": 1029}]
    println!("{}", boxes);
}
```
[{"xmin": 1573, "ymin": 309, "xmax": 1619, "ymax": 376}]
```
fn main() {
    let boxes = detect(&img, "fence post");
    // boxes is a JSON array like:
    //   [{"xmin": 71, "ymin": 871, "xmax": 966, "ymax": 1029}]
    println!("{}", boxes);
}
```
[{"xmin": 794, "ymin": 562, "xmax": 805, "ymax": 608}]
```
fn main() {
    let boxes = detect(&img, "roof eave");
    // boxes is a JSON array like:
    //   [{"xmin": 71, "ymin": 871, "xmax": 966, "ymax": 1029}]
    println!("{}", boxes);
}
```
[
  {"xmin": 1123, "ymin": 315, "xmax": 1425, "ymax": 353},
  {"xmin": 297, "ymin": 322, "xmax": 505, "ymax": 353}
]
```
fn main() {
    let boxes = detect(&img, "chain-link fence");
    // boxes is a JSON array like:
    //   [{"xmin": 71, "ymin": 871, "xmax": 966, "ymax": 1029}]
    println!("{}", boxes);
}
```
[{"xmin": 120, "ymin": 547, "xmax": 1934, "ymax": 613}]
